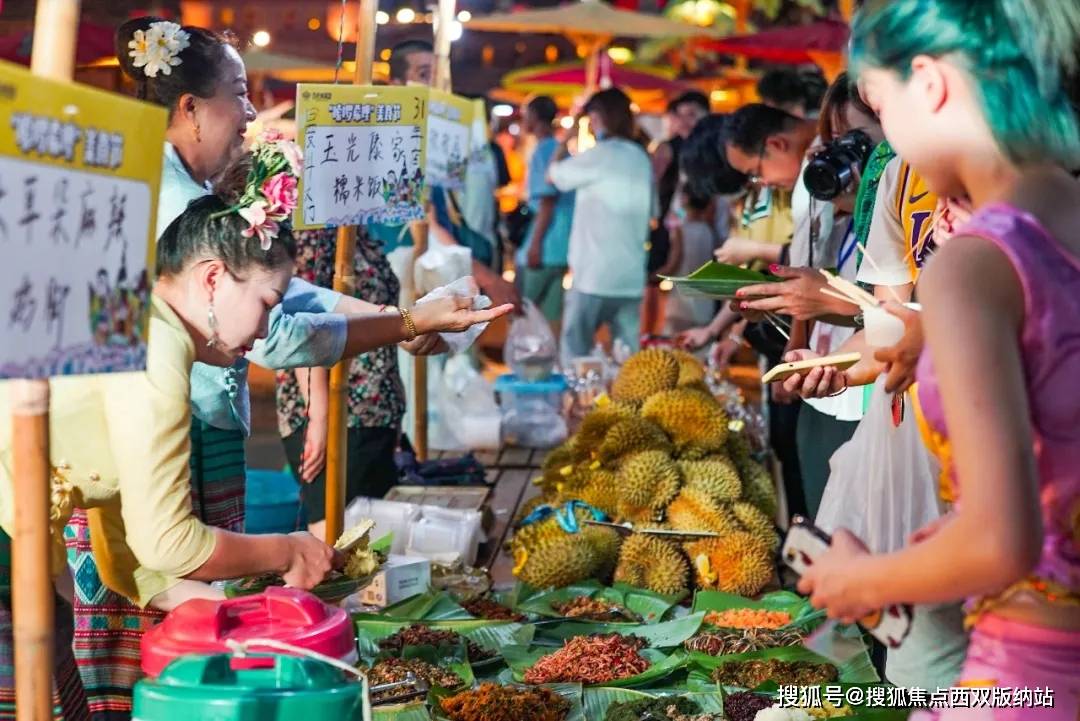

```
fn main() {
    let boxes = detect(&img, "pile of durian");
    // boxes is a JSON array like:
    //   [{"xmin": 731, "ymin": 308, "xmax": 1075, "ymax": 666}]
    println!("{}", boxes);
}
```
[{"xmin": 510, "ymin": 349, "xmax": 778, "ymax": 598}]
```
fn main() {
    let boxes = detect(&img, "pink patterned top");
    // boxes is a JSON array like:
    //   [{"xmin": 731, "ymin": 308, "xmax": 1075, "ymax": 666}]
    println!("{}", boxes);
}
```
[{"xmin": 916, "ymin": 203, "xmax": 1080, "ymax": 615}]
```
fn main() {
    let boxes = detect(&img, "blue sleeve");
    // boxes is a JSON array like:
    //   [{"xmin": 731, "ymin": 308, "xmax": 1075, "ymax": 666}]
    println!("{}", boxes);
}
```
[
  {"xmin": 280, "ymin": 277, "xmax": 342, "ymax": 314},
  {"xmin": 529, "ymin": 141, "xmax": 559, "ymax": 200},
  {"xmin": 245, "ymin": 278, "xmax": 347, "ymax": 369}
]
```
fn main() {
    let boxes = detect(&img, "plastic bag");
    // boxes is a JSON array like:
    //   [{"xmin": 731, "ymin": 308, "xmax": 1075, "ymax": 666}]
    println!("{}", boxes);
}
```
[
  {"xmin": 435, "ymin": 354, "xmax": 501, "ymax": 449},
  {"xmin": 501, "ymin": 397, "xmax": 568, "ymax": 448},
  {"xmin": 414, "ymin": 242, "xmax": 473, "ymax": 298},
  {"xmin": 503, "ymin": 299, "xmax": 558, "ymax": 381},
  {"xmin": 815, "ymin": 377, "xmax": 947, "ymax": 555},
  {"xmin": 415, "ymin": 276, "xmax": 493, "ymax": 355}
]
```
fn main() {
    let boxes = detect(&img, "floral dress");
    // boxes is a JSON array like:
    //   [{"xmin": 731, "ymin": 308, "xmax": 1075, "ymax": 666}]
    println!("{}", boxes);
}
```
[{"xmin": 276, "ymin": 227, "xmax": 406, "ymax": 437}]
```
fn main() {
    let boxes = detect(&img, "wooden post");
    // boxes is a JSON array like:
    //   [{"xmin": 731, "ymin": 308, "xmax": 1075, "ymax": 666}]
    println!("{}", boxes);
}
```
[
  {"xmin": 11, "ymin": 383, "xmax": 52, "ymax": 721},
  {"xmin": 407, "ymin": 221, "xmax": 429, "ymax": 461},
  {"xmin": 324, "ymin": 0, "xmax": 378, "ymax": 545},
  {"xmin": 13, "ymin": 2, "xmax": 80, "ymax": 718},
  {"xmin": 433, "ymin": 0, "xmax": 456, "ymax": 93}
]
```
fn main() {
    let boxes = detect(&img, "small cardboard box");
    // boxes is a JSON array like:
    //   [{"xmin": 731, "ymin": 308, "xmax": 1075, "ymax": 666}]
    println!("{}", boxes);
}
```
[{"xmin": 359, "ymin": 554, "xmax": 431, "ymax": 607}]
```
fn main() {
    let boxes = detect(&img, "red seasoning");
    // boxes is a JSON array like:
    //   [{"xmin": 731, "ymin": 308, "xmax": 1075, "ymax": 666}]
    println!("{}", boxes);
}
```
[{"xmin": 523, "ymin": 633, "xmax": 650, "ymax": 685}]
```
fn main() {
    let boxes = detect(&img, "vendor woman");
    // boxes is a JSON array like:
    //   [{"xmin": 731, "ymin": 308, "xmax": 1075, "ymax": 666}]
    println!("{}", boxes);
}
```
[
  {"xmin": 4, "ymin": 16, "xmax": 504, "ymax": 720},
  {"xmin": 0, "ymin": 153, "xmax": 508, "ymax": 719}
]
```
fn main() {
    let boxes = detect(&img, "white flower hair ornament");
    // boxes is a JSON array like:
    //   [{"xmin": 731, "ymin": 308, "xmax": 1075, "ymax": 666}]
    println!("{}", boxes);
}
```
[
  {"xmin": 129, "ymin": 21, "xmax": 191, "ymax": 78},
  {"xmin": 211, "ymin": 130, "xmax": 303, "ymax": 250}
]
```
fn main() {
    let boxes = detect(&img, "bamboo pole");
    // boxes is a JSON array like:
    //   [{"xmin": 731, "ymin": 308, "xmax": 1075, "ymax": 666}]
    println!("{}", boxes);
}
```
[
  {"xmin": 13, "ymin": 3, "xmax": 80, "ymax": 718},
  {"xmin": 408, "ymin": 222, "xmax": 429, "ymax": 461},
  {"xmin": 325, "ymin": 0, "xmax": 378, "ymax": 545},
  {"xmin": 11, "ymin": 383, "xmax": 52, "ymax": 721},
  {"xmin": 433, "ymin": 0, "xmax": 456, "ymax": 93}
]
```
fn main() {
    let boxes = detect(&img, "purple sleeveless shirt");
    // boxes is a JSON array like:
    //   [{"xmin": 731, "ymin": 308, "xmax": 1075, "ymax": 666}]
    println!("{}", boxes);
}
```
[{"xmin": 916, "ymin": 203, "xmax": 1080, "ymax": 604}]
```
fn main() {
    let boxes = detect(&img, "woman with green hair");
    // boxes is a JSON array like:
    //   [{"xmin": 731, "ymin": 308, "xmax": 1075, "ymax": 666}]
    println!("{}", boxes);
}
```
[{"xmin": 796, "ymin": 0, "xmax": 1080, "ymax": 715}]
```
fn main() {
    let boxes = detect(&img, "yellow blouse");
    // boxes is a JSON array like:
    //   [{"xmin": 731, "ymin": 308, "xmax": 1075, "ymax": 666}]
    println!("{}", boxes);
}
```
[{"xmin": 0, "ymin": 294, "xmax": 217, "ymax": 607}]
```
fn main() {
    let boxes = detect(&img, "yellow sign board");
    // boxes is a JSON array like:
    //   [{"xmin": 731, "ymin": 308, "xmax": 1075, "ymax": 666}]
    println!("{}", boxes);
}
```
[
  {"xmin": 0, "ymin": 60, "xmax": 166, "ymax": 379},
  {"xmin": 425, "ymin": 89, "xmax": 474, "ymax": 190},
  {"xmin": 294, "ymin": 84, "xmax": 428, "ymax": 230}
]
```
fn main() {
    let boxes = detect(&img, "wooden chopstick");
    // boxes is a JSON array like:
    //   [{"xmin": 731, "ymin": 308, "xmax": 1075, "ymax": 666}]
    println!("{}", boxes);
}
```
[{"xmin": 855, "ymin": 241, "xmax": 905, "ymax": 304}]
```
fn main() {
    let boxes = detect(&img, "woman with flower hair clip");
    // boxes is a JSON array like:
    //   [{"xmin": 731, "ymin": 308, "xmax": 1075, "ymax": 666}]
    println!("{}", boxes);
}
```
[
  {"xmin": 797, "ymin": 1, "xmax": 1080, "ymax": 716},
  {"xmin": 43, "ymin": 19, "xmax": 506, "ymax": 719}
]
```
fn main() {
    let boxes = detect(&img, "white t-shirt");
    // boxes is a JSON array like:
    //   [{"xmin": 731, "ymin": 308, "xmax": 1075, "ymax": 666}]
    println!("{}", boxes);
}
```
[
  {"xmin": 788, "ymin": 151, "xmax": 836, "ymax": 269},
  {"xmin": 804, "ymin": 216, "xmax": 863, "ymax": 422},
  {"xmin": 549, "ymin": 138, "xmax": 654, "ymax": 298},
  {"xmin": 856, "ymin": 157, "xmax": 912, "ymax": 288}
]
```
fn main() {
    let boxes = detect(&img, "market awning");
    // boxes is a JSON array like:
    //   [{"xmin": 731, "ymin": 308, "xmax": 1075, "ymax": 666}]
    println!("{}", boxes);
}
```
[{"xmin": 696, "ymin": 18, "xmax": 849, "ymax": 64}]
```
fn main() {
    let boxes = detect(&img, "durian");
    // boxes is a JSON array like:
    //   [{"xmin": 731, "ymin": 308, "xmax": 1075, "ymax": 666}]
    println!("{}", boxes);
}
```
[
  {"xmin": 740, "ymin": 459, "xmax": 779, "ymax": 520},
  {"xmin": 597, "ymin": 417, "xmax": 673, "ymax": 464},
  {"xmin": 617, "ymin": 451, "xmax": 682, "ymax": 511},
  {"xmin": 583, "ymin": 525, "xmax": 622, "ymax": 582},
  {"xmin": 576, "ymin": 404, "xmax": 638, "ymax": 451},
  {"xmin": 731, "ymin": 500, "xmax": 780, "ymax": 550},
  {"xmin": 667, "ymin": 487, "xmax": 740, "ymax": 535},
  {"xmin": 669, "ymin": 349, "xmax": 708, "ymax": 387},
  {"xmin": 514, "ymin": 494, "xmax": 553, "ymax": 525},
  {"xmin": 685, "ymin": 532, "xmax": 774, "ymax": 596},
  {"xmin": 616, "ymin": 497, "xmax": 664, "ymax": 525},
  {"xmin": 614, "ymin": 534, "xmax": 690, "ymax": 595},
  {"xmin": 514, "ymin": 534, "xmax": 598, "ymax": 589},
  {"xmin": 611, "ymin": 349, "xmax": 680, "ymax": 403},
  {"xmin": 679, "ymin": 457, "xmax": 742, "ymax": 502},
  {"xmin": 565, "ymin": 468, "xmax": 619, "ymax": 517},
  {"xmin": 641, "ymin": 388, "xmax": 730, "ymax": 455}
]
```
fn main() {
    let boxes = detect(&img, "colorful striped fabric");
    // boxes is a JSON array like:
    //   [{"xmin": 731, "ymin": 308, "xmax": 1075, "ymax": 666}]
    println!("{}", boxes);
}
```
[
  {"xmin": 66, "ymin": 419, "xmax": 246, "ymax": 719},
  {"xmin": 0, "ymin": 531, "xmax": 90, "ymax": 721}
]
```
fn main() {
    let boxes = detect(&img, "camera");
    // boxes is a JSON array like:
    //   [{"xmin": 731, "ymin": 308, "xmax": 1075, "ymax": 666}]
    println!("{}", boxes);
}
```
[{"xmin": 803, "ymin": 129, "xmax": 875, "ymax": 201}]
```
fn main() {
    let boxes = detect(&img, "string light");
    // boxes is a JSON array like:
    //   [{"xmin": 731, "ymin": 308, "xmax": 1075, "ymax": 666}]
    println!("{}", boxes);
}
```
[
  {"xmin": 457, "ymin": 10, "xmax": 472, "ymax": 21},
  {"xmin": 252, "ymin": 30, "xmax": 271, "ymax": 47},
  {"xmin": 376, "ymin": 10, "xmax": 390, "ymax": 24},
  {"xmin": 396, "ymin": 7, "xmax": 416, "ymax": 23}
]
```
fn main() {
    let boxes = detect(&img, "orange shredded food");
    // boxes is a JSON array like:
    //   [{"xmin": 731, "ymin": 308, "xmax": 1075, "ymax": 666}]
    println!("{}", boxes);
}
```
[{"xmin": 703, "ymin": 608, "xmax": 791, "ymax": 630}]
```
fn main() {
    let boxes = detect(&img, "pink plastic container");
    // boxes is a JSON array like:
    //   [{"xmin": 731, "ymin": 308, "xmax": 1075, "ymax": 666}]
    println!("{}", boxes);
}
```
[{"xmin": 141, "ymin": 587, "xmax": 358, "ymax": 678}]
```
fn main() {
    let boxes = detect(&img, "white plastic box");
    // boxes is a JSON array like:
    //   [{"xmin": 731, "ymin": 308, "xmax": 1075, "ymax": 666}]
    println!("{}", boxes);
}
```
[
  {"xmin": 405, "ymin": 506, "xmax": 483, "ymax": 566},
  {"xmin": 343, "ymin": 497, "xmax": 421, "ymax": 556}
]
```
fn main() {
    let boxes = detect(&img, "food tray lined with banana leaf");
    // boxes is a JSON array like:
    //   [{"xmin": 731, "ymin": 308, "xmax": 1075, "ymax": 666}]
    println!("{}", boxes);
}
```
[
  {"xmin": 660, "ymin": 261, "xmax": 781, "ymax": 300},
  {"xmin": 353, "ymin": 613, "xmax": 536, "ymax": 672},
  {"xmin": 686, "ymin": 643, "xmax": 880, "ymax": 692},
  {"xmin": 514, "ymin": 580, "xmax": 688, "ymax": 625}
]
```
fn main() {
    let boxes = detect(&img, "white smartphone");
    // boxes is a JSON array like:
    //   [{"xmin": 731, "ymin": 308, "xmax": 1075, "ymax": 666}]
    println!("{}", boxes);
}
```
[
  {"xmin": 761, "ymin": 352, "xmax": 862, "ymax": 384},
  {"xmin": 782, "ymin": 516, "xmax": 913, "ymax": 649}
]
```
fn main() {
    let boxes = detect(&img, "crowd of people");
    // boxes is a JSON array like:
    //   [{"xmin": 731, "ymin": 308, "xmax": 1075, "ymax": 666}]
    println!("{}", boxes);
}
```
[{"xmin": 2, "ymin": 0, "xmax": 1080, "ymax": 718}]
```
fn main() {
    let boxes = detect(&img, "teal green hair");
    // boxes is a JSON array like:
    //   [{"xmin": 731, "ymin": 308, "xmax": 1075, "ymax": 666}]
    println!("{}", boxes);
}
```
[{"xmin": 850, "ymin": 0, "xmax": 1080, "ymax": 167}]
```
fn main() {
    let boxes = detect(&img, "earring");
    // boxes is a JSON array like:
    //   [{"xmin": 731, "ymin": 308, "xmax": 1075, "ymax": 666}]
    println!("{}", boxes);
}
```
[
  {"xmin": 193, "ymin": 123, "xmax": 202, "ymax": 143},
  {"xmin": 206, "ymin": 302, "xmax": 220, "ymax": 349}
]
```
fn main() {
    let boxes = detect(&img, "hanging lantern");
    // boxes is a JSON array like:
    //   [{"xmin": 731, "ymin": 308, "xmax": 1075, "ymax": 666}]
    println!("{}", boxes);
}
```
[
  {"xmin": 179, "ymin": 1, "xmax": 213, "ymax": 27},
  {"xmin": 545, "ymin": 44, "xmax": 559, "ymax": 63},
  {"xmin": 326, "ymin": 2, "xmax": 359, "ymax": 42}
]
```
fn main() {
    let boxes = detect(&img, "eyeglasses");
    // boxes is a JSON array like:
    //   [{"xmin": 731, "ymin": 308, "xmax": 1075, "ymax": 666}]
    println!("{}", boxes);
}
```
[{"xmin": 746, "ymin": 144, "xmax": 766, "ymax": 187}]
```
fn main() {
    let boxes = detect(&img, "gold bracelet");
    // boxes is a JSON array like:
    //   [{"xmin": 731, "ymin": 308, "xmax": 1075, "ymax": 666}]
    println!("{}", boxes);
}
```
[{"xmin": 399, "ymin": 306, "xmax": 418, "ymax": 341}]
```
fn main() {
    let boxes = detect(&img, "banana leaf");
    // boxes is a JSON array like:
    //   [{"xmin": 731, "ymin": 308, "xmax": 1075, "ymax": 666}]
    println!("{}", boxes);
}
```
[
  {"xmin": 518, "ymin": 582, "xmax": 686, "ymax": 624},
  {"xmin": 501, "ymin": 644, "xmax": 688, "ymax": 688},
  {"xmin": 372, "ymin": 703, "xmax": 430, "ymax": 721},
  {"xmin": 582, "ymin": 687, "xmax": 728, "ymax": 719},
  {"xmin": 661, "ymin": 262, "xmax": 780, "ymax": 299},
  {"xmin": 534, "ymin": 612, "xmax": 705, "ymax": 648},
  {"xmin": 380, "ymin": 591, "xmax": 472, "ymax": 621},
  {"xmin": 429, "ymin": 682, "xmax": 585, "ymax": 721},
  {"xmin": 354, "ymin": 616, "xmax": 536, "ymax": 669},
  {"xmin": 686, "ymin": 643, "xmax": 879, "ymax": 692},
  {"xmin": 692, "ymin": 590, "xmax": 823, "ymax": 630}
]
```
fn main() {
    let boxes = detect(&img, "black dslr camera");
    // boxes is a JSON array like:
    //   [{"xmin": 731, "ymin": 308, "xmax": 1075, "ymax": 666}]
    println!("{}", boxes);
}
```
[{"xmin": 803, "ymin": 129, "xmax": 875, "ymax": 201}]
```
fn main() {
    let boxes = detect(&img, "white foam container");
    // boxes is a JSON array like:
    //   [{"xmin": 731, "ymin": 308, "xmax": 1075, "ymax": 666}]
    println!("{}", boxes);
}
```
[
  {"xmin": 343, "ymin": 498, "xmax": 421, "ymax": 555},
  {"xmin": 864, "ymin": 303, "xmax": 921, "ymax": 348}
]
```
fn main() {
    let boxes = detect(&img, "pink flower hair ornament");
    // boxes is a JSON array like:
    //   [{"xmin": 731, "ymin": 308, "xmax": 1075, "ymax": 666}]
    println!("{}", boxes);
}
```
[{"xmin": 211, "ymin": 130, "xmax": 303, "ymax": 250}]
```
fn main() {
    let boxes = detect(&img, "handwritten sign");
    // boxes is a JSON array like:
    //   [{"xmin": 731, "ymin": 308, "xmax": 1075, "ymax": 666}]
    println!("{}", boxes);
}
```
[
  {"xmin": 426, "ymin": 90, "xmax": 473, "ymax": 191},
  {"xmin": 295, "ymin": 84, "xmax": 427, "ymax": 230},
  {"xmin": 0, "ymin": 61, "xmax": 165, "ymax": 379}
]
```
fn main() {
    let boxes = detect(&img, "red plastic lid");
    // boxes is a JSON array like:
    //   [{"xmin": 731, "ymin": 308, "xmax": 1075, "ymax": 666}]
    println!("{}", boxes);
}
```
[{"xmin": 140, "ymin": 588, "xmax": 357, "ymax": 678}]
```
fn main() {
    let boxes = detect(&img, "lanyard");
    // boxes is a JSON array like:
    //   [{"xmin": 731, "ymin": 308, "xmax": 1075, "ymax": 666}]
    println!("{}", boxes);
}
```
[{"xmin": 837, "ymin": 219, "xmax": 857, "ymax": 272}]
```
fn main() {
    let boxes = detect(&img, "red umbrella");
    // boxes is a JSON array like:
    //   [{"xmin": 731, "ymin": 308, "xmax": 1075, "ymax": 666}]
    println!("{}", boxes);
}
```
[
  {"xmin": 0, "ymin": 22, "xmax": 116, "ymax": 66},
  {"xmin": 698, "ymin": 19, "xmax": 849, "ymax": 64}
]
